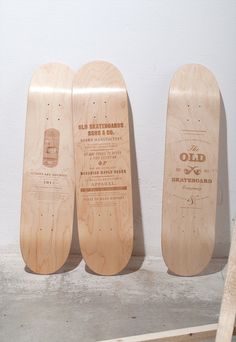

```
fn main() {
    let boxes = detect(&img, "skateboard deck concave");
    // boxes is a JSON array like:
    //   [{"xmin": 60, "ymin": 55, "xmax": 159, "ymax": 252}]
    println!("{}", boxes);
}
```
[
  {"xmin": 20, "ymin": 63, "xmax": 75, "ymax": 274},
  {"xmin": 73, "ymin": 61, "xmax": 133, "ymax": 275},
  {"xmin": 162, "ymin": 64, "xmax": 220, "ymax": 276}
]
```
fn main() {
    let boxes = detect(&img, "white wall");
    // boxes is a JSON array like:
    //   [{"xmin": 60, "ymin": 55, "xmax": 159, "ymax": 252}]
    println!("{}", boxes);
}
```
[{"xmin": 0, "ymin": 0, "xmax": 236, "ymax": 257}]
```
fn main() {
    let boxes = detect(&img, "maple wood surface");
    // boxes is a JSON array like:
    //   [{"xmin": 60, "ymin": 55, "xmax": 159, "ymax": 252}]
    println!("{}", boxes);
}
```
[
  {"xmin": 216, "ymin": 220, "xmax": 236, "ymax": 342},
  {"xmin": 73, "ymin": 61, "xmax": 133, "ymax": 275},
  {"xmin": 162, "ymin": 64, "xmax": 220, "ymax": 276},
  {"xmin": 20, "ymin": 63, "xmax": 75, "ymax": 274}
]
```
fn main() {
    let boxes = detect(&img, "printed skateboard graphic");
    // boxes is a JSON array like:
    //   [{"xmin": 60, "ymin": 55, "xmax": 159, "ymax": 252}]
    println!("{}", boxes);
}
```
[
  {"xmin": 162, "ymin": 64, "xmax": 220, "ymax": 276},
  {"xmin": 20, "ymin": 63, "xmax": 75, "ymax": 274},
  {"xmin": 73, "ymin": 61, "xmax": 133, "ymax": 275}
]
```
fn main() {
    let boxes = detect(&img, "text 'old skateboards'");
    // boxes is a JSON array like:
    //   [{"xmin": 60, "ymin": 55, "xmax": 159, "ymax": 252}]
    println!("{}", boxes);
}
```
[
  {"xmin": 162, "ymin": 64, "xmax": 220, "ymax": 276},
  {"xmin": 73, "ymin": 61, "xmax": 133, "ymax": 275},
  {"xmin": 20, "ymin": 63, "xmax": 75, "ymax": 274}
]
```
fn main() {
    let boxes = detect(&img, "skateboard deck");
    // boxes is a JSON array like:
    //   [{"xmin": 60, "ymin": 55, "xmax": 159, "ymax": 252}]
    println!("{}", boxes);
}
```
[
  {"xmin": 216, "ymin": 220, "xmax": 236, "ymax": 342},
  {"xmin": 73, "ymin": 61, "xmax": 133, "ymax": 275},
  {"xmin": 162, "ymin": 64, "xmax": 220, "ymax": 276},
  {"xmin": 20, "ymin": 63, "xmax": 75, "ymax": 274}
]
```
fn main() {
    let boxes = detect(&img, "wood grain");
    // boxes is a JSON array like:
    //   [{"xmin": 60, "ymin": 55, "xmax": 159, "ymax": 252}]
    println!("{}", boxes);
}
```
[
  {"xmin": 216, "ymin": 219, "xmax": 236, "ymax": 341},
  {"xmin": 98, "ymin": 323, "xmax": 236, "ymax": 342},
  {"xmin": 20, "ymin": 63, "xmax": 75, "ymax": 274},
  {"xmin": 162, "ymin": 64, "xmax": 220, "ymax": 276},
  {"xmin": 73, "ymin": 61, "xmax": 133, "ymax": 275}
]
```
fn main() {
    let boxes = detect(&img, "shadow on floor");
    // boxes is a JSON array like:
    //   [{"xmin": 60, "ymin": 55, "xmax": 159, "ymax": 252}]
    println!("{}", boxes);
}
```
[{"xmin": 167, "ymin": 258, "xmax": 228, "ymax": 277}]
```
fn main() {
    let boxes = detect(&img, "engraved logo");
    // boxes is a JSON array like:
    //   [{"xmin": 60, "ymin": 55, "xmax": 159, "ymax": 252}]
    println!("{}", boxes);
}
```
[
  {"xmin": 43, "ymin": 129, "xmax": 60, "ymax": 168},
  {"xmin": 172, "ymin": 144, "xmax": 212, "ymax": 184},
  {"xmin": 180, "ymin": 144, "xmax": 206, "ymax": 163}
]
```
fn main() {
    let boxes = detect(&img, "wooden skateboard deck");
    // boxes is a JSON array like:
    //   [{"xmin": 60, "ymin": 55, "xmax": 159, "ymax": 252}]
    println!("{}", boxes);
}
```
[
  {"xmin": 216, "ymin": 220, "xmax": 236, "ymax": 342},
  {"xmin": 20, "ymin": 63, "xmax": 75, "ymax": 274},
  {"xmin": 162, "ymin": 64, "xmax": 220, "ymax": 276},
  {"xmin": 73, "ymin": 61, "xmax": 133, "ymax": 275}
]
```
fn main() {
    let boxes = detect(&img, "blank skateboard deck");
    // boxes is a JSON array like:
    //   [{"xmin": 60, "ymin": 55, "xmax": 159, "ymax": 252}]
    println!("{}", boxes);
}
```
[
  {"xmin": 20, "ymin": 63, "xmax": 75, "ymax": 274},
  {"xmin": 162, "ymin": 64, "xmax": 220, "ymax": 276},
  {"xmin": 73, "ymin": 61, "xmax": 133, "ymax": 275},
  {"xmin": 216, "ymin": 220, "xmax": 236, "ymax": 342}
]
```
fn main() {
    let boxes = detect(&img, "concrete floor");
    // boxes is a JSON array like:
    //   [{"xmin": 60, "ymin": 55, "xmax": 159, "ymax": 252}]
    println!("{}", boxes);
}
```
[{"xmin": 0, "ymin": 248, "xmax": 229, "ymax": 342}]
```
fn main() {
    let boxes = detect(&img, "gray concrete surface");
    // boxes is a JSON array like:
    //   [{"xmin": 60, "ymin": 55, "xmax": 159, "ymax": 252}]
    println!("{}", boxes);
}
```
[{"xmin": 0, "ymin": 248, "xmax": 229, "ymax": 342}]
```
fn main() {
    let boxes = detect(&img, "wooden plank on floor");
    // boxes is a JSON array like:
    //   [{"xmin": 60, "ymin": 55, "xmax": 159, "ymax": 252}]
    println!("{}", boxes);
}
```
[
  {"xmin": 99, "ymin": 324, "xmax": 236, "ymax": 342},
  {"xmin": 216, "ymin": 219, "xmax": 236, "ymax": 342}
]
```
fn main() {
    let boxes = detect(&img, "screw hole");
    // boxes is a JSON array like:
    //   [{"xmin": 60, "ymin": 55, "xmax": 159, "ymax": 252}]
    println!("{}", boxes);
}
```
[
  {"xmin": 47, "ymin": 104, "xmax": 50, "ymax": 106},
  {"xmin": 187, "ymin": 104, "xmax": 190, "ymax": 107},
  {"xmin": 198, "ymin": 119, "xmax": 200, "ymax": 122},
  {"xmin": 58, "ymin": 104, "xmax": 61, "ymax": 107},
  {"xmin": 58, "ymin": 118, "xmax": 60, "ymax": 121},
  {"xmin": 186, "ymin": 119, "xmax": 190, "ymax": 122},
  {"xmin": 104, "ymin": 101, "xmax": 107, "ymax": 104},
  {"xmin": 93, "ymin": 115, "xmax": 96, "ymax": 118},
  {"xmin": 51, "ymin": 229, "xmax": 53, "ymax": 231},
  {"xmin": 46, "ymin": 117, "xmax": 48, "ymax": 120},
  {"xmin": 93, "ymin": 102, "xmax": 96, "ymax": 104}
]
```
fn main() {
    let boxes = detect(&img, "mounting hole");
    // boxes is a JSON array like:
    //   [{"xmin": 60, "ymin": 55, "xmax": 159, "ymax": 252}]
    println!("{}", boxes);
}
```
[
  {"xmin": 93, "ymin": 101, "xmax": 96, "ymax": 104},
  {"xmin": 58, "ymin": 118, "xmax": 60, "ymax": 121},
  {"xmin": 187, "ymin": 104, "xmax": 190, "ymax": 107},
  {"xmin": 52, "ymin": 214, "xmax": 54, "ymax": 217},
  {"xmin": 93, "ymin": 115, "xmax": 96, "ymax": 118},
  {"xmin": 105, "ymin": 115, "xmax": 107, "ymax": 118},
  {"xmin": 46, "ymin": 117, "xmax": 49, "ymax": 120},
  {"xmin": 58, "ymin": 104, "xmax": 61, "ymax": 107},
  {"xmin": 198, "ymin": 119, "xmax": 200, "ymax": 122},
  {"xmin": 198, "ymin": 105, "xmax": 201, "ymax": 108},
  {"xmin": 40, "ymin": 228, "xmax": 42, "ymax": 231},
  {"xmin": 47, "ymin": 104, "xmax": 50, "ymax": 106},
  {"xmin": 186, "ymin": 119, "xmax": 190, "ymax": 122},
  {"xmin": 41, "ymin": 214, "xmax": 43, "ymax": 216},
  {"xmin": 104, "ymin": 101, "xmax": 107, "ymax": 104},
  {"xmin": 51, "ymin": 229, "xmax": 53, "ymax": 231}
]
